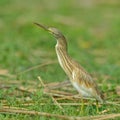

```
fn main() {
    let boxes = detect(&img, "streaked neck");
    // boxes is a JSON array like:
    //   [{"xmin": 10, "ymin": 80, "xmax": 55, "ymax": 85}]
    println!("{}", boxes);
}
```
[{"xmin": 55, "ymin": 39, "xmax": 73, "ymax": 76}]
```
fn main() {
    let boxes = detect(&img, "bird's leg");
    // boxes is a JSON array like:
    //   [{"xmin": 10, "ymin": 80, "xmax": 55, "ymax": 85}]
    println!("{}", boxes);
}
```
[
  {"xmin": 96, "ymin": 100, "xmax": 99, "ymax": 113},
  {"xmin": 80, "ymin": 97, "xmax": 84, "ymax": 114}
]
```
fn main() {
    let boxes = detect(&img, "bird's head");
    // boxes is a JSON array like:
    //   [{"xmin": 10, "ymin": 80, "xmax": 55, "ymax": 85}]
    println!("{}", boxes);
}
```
[
  {"xmin": 34, "ymin": 23, "xmax": 65, "ymax": 39},
  {"xmin": 48, "ymin": 27, "xmax": 64, "ymax": 39}
]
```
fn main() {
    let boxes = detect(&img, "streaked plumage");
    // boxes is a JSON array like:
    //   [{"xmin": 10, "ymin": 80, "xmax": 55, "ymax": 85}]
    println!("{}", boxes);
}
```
[{"xmin": 35, "ymin": 23, "xmax": 104, "ymax": 103}]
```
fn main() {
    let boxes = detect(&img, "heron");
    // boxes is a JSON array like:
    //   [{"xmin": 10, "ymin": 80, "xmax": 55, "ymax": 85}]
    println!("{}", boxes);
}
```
[{"xmin": 34, "ymin": 23, "xmax": 104, "ymax": 106}]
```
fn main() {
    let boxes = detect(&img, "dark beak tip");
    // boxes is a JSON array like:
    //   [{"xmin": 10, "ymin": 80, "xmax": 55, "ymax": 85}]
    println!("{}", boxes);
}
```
[
  {"xmin": 34, "ymin": 22, "xmax": 48, "ymax": 31},
  {"xmin": 34, "ymin": 22, "xmax": 40, "ymax": 26}
]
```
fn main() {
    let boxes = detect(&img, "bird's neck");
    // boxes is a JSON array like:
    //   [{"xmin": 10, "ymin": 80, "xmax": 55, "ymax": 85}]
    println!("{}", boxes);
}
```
[
  {"xmin": 55, "ymin": 38, "xmax": 73, "ymax": 76},
  {"xmin": 56, "ymin": 37, "xmax": 67, "ymax": 51}
]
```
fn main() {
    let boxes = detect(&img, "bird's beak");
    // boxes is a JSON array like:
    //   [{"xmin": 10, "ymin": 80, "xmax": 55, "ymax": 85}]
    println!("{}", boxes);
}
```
[
  {"xmin": 34, "ymin": 22, "xmax": 49, "ymax": 31},
  {"xmin": 34, "ymin": 22, "xmax": 55, "ymax": 35}
]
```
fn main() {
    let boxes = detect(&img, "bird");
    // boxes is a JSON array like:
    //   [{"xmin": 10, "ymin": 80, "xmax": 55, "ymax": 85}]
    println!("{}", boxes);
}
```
[{"xmin": 34, "ymin": 23, "xmax": 104, "ymax": 104}]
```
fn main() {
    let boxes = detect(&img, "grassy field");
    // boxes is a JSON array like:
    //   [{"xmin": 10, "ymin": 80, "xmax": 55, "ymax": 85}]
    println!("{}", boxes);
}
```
[{"xmin": 0, "ymin": 0, "xmax": 120, "ymax": 119}]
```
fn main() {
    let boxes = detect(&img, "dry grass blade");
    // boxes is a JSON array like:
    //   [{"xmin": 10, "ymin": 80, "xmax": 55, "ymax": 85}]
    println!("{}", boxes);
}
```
[
  {"xmin": 44, "ymin": 90, "xmax": 95, "ymax": 101},
  {"xmin": 1, "ymin": 106, "xmax": 28, "ymax": 110},
  {"xmin": 0, "ymin": 80, "xmax": 37, "ymax": 86},
  {"xmin": 51, "ymin": 96, "xmax": 63, "ymax": 110},
  {"xmin": 0, "ymin": 108, "xmax": 120, "ymax": 120},
  {"xmin": 105, "ymin": 101, "xmax": 120, "ymax": 106},
  {"xmin": 0, "ymin": 69, "xmax": 15, "ymax": 78},
  {"xmin": 16, "ymin": 86, "xmax": 36, "ymax": 93},
  {"xmin": 44, "ymin": 89, "xmax": 73, "ymax": 96},
  {"xmin": 55, "ymin": 103, "xmax": 89, "ymax": 106},
  {"xmin": 38, "ymin": 76, "xmax": 63, "ymax": 110},
  {"xmin": 0, "ymin": 85, "xmax": 11, "ymax": 89},
  {"xmin": 38, "ymin": 76, "xmax": 45, "ymax": 87},
  {"xmin": 0, "ymin": 108, "xmax": 77, "ymax": 120},
  {"xmin": 90, "ymin": 114, "xmax": 120, "ymax": 120},
  {"xmin": 46, "ymin": 80, "xmax": 71, "ymax": 89},
  {"xmin": 18, "ymin": 61, "xmax": 57, "ymax": 75},
  {"xmin": 116, "ymin": 86, "xmax": 120, "ymax": 96}
]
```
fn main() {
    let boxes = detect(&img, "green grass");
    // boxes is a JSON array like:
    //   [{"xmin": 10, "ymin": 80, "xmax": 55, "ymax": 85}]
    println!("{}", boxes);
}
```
[{"xmin": 0, "ymin": 0, "xmax": 120, "ymax": 119}]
